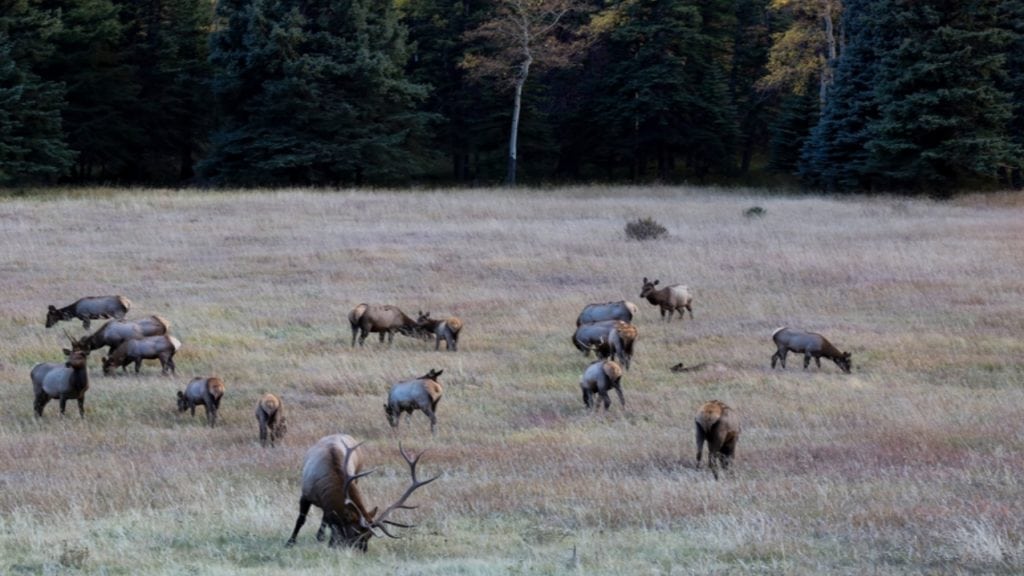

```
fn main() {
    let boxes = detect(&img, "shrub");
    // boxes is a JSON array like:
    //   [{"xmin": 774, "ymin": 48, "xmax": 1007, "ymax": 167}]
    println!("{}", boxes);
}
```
[
  {"xmin": 744, "ymin": 206, "xmax": 766, "ymax": 218},
  {"xmin": 625, "ymin": 217, "xmax": 668, "ymax": 240}
]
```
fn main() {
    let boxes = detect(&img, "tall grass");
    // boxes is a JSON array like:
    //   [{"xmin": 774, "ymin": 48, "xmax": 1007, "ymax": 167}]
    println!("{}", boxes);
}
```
[{"xmin": 0, "ymin": 186, "xmax": 1022, "ymax": 574}]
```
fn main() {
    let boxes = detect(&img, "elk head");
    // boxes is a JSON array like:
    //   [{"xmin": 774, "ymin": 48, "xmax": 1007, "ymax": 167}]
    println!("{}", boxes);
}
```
[
  {"xmin": 640, "ymin": 277, "xmax": 660, "ymax": 298},
  {"xmin": 329, "ymin": 441, "xmax": 439, "ymax": 551}
]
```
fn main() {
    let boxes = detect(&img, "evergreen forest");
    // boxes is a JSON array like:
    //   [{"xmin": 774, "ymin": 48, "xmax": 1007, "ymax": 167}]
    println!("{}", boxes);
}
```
[{"xmin": 2, "ymin": 0, "xmax": 1022, "ymax": 193}]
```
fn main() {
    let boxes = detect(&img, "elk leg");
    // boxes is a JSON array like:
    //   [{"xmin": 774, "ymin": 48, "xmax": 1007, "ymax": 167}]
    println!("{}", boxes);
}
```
[
  {"xmin": 425, "ymin": 406, "xmax": 437, "ymax": 435},
  {"xmin": 378, "ymin": 331, "xmax": 385, "ymax": 343},
  {"xmin": 687, "ymin": 303, "xmax": 694, "ymax": 319},
  {"xmin": 614, "ymin": 385, "xmax": 625, "ymax": 407},
  {"xmin": 316, "ymin": 521, "xmax": 328, "ymax": 542},
  {"xmin": 695, "ymin": 423, "xmax": 706, "ymax": 466},
  {"xmin": 435, "ymin": 335, "xmax": 441, "ymax": 351},
  {"xmin": 190, "ymin": 402, "xmax": 196, "ymax": 417},
  {"xmin": 814, "ymin": 356, "xmax": 821, "ymax": 369},
  {"xmin": 803, "ymin": 353, "xmax": 811, "ymax": 370},
  {"xmin": 134, "ymin": 358, "xmax": 143, "ymax": 374},
  {"xmin": 709, "ymin": 453, "xmax": 720, "ymax": 481},
  {"xmin": 599, "ymin": 391, "xmax": 611, "ymax": 410},
  {"xmin": 77, "ymin": 396, "xmax": 85, "ymax": 418},
  {"xmin": 59, "ymin": 397, "xmax": 68, "ymax": 416},
  {"xmin": 387, "ymin": 330, "xmax": 395, "ymax": 345},
  {"xmin": 167, "ymin": 354, "xmax": 176, "ymax": 375},
  {"xmin": 82, "ymin": 318, "xmax": 91, "ymax": 330},
  {"xmin": 34, "ymin": 394, "xmax": 50, "ymax": 417},
  {"xmin": 350, "ymin": 328, "xmax": 358, "ymax": 348},
  {"xmin": 582, "ymin": 389, "xmax": 591, "ymax": 408},
  {"xmin": 286, "ymin": 498, "xmax": 312, "ymax": 546}
]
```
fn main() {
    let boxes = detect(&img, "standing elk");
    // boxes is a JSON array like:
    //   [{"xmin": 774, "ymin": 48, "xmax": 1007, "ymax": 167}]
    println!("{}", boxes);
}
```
[
  {"xmin": 74, "ymin": 316, "xmax": 170, "ymax": 353},
  {"xmin": 177, "ymin": 377, "xmax": 225, "ymax": 427},
  {"xmin": 695, "ymin": 400, "xmax": 741, "ymax": 480},
  {"xmin": 639, "ymin": 278, "xmax": 693, "ymax": 321},
  {"xmin": 256, "ymin": 393, "xmax": 287, "ymax": 447},
  {"xmin": 576, "ymin": 300, "xmax": 638, "ymax": 327},
  {"xmin": 572, "ymin": 320, "xmax": 638, "ymax": 369},
  {"xmin": 415, "ymin": 312, "xmax": 463, "ymax": 352},
  {"xmin": 350, "ymin": 304, "xmax": 419, "ymax": 347},
  {"xmin": 286, "ymin": 435, "xmax": 438, "ymax": 551},
  {"xmin": 385, "ymin": 369, "xmax": 444, "ymax": 434},
  {"xmin": 102, "ymin": 335, "xmax": 181, "ymax": 376},
  {"xmin": 770, "ymin": 326, "xmax": 852, "ymax": 373},
  {"xmin": 31, "ymin": 333, "xmax": 91, "ymax": 417},
  {"xmin": 579, "ymin": 359, "xmax": 625, "ymax": 410},
  {"xmin": 46, "ymin": 295, "xmax": 131, "ymax": 329}
]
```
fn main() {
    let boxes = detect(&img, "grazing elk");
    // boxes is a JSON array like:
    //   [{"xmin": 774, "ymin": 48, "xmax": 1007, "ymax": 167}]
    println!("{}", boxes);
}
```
[
  {"xmin": 351, "ymin": 305, "xmax": 419, "ymax": 347},
  {"xmin": 579, "ymin": 359, "xmax": 625, "ymax": 410},
  {"xmin": 415, "ymin": 312, "xmax": 463, "ymax": 352},
  {"xmin": 31, "ymin": 333, "xmax": 91, "ymax": 417},
  {"xmin": 102, "ymin": 335, "xmax": 181, "ymax": 376},
  {"xmin": 74, "ymin": 316, "xmax": 170, "ymax": 353},
  {"xmin": 576, "ymin": 300, "xmax": 638, "ymax": 327},
  {"xmin": 572, "ymin": 320, "xmax": 638, "ymax": 369},
  {"xmin": 256, "ymin": 393, "xmax": 287, "ymax": 447},
  {"xmin": 46, "ymin": 295, "xmax": 131, "ymax": 329},
  {"xmin": 286, "ymin": 435, "xmax": 438, "ymax": 551},
  {"xmin": 770, "ymin": 326, "xmax": 852, "ymax": 373},
  {"xmin": 639, "ymin": 278, "xmax": 693, "ymax": 321},
  {"xmin": 385, "ymin": 369, "xmax": 443, "ymax": 434},
  {"xmin": 695, "ymin": 400, "xmax": 741, "ymax": 480},
  {"xmin": 177, "ymin": 377, "xmax": 225, "ymax": 427}
]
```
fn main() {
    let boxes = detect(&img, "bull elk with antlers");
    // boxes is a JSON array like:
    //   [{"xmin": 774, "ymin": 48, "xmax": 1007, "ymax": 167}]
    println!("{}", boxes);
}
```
[{"xmin": 286, "ymin": 435, "xmax": 438, "ymax": 551}]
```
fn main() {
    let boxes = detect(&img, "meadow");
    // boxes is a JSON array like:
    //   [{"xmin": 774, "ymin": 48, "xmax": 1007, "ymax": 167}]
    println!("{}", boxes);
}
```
[{"xmin": 0, "ymin": 187, "xmax": 1022, "ymax": 575}]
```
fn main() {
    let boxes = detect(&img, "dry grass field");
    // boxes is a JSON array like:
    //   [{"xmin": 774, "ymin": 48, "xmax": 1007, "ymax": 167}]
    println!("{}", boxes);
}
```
[{"xmin": 0, "ymin": 186, "xmax": 1022, "ymax": 575}]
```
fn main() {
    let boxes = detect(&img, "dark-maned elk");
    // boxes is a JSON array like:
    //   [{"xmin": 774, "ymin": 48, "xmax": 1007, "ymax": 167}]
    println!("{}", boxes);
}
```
[
  {"xmin": 579, "ymin": 359, "xmax": 624, "ymax": 410},
  {"xmin": 256, "ymin": 393, "xmax": 287, "ymax": 447},
  {"xmin": 352, "ymin": 304, "xmax": 419, "ymax": 347},
  {"xmin": 575, "ymin": 300, "xmax": 638, "ymax": 327},
  {"xmin": 415, "ymin": 312, "xmax": 463, "ymax": 352},
  {"xmin": 770, "ymin": 326, "xmax": 852, "ymax": 373},
  {"xmin": 102, "ymin": 335, "xmax": 181, "ymax": 376},
  {"xmin": 695, "ymin": 400, "xmax": 741, "ymax": 480},
  {"xmin": 385, "ymin": 369, "xmax": 443, "ymax": 434},
  {"xmin": 639, "ymin": 278, "xmax": 693, "ymax": 321},
  {"xmin": 46, "ymin": 295, "xmax": 131, "ymax": 329},
  {"xmin": 31, "ymin": 333, "xmax": 91, "ymax": 417},
  {"xmin": 572, "ymin": 320, "xmax": 638, "ymax": 369},
  {"xmin": 75, "ymin": 316, "xmax": 170, "ymax": 353},
  {"xmin": 177, "ymin": 377, "xmax": 226, "ymax": 427},
  {"xmin": 286, "ymin": 435, "xmax": 438, "ymax": 551}
]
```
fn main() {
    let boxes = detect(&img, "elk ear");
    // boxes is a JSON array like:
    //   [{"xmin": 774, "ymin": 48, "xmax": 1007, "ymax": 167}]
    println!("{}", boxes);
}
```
[
  {"xmin": 48, "ymin": 305, "xmax": 57, "ymax": 312},
  {"xmin": 177, "ymin": 391, "xmax": 184, "ymax": 398},
  {"xmin": 62, "ymin": 348, "xmax": 71, "ymax": 355},
  {"xmin": 843, "ymin": 352, "xmax": 851, "ymax": 359},
  {"xmin": 642, "ymin": 277, "xmax": 648, "ymax": 283},
  {"xmin": 654, "ymin": 279, "xmax": 660, "ymax": 285}
]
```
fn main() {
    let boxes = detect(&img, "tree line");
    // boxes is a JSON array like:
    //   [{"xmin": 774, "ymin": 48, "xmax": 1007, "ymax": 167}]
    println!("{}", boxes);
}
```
[{"xmin": 1, "ymin": 0, "xmax": 1021, "ymax": 193}]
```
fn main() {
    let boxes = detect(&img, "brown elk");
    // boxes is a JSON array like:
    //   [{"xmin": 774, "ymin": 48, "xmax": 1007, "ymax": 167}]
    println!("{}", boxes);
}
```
[
  {"xmin": 579, "ymin": 359, "xmax": 624, "ymax": 410},
  {"xmin": 385, "ymin": 369, "xmax": 443, "ymax": 434},
  {"xmin": 31, "ymin": 332, "xmax": 91, "ymax": 417},
  {"xmin": 572, "ymin": 320, "xmax": 638, "ymax": 369},
  {"xmin": 351, "ymin": 304, "xmax": 419, "ymax": 347},
  {"xmin": 640, "ymin": 278, "xmax": 693, "ymax": 321},
  {"xmin": 256, "ymin": 393, "xmax": 287, "ymax": 447},
  {"xmin": 415, "ymin": 312, "xmax": 463, "ymax": 352},
  {"xmin": 177, "ymin": 377, "xmax": 225, "ymax": 427},
  {"xmin": 576, "ymin": 300, "xmax": 638, "ymax": 327},
  {"xmin": 102, "ymin": 335, "xmax": 181, "ymax": 375},
  {"xmin": 771, "ymin": 326, "xmax": 851, "ymax": 373},
  {"xmin": 74, "ymin": 316, "xmax": 170, "ymax": 353},
  {"xmin": 286, "ymin": 435, "xmax": 438, "ymax": 551},
  {"xmin": 695, "ymin": 400, "xmax": 741, "ymax": 480},
  {"xmin": 46, "ymin": 295, "xmax": 131, "ymax": 329}
]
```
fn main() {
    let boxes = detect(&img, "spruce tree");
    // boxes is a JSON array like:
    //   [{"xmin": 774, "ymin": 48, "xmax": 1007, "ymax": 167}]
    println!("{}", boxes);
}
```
[
  {"xmin": 0, "ymin": 0, "xmax": 74, "ymax": 185},
  {"xmin": 202, "ymin": 0, "xmax": 431, "ymax": 186},
  {"xmin": 865, "ymin": 0, "xmax": 1017, "ymax": 193}
]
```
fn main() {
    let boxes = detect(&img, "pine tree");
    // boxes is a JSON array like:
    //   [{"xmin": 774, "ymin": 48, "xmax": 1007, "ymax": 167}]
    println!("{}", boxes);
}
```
[
  {"xmin": 0, "ymin": 0, "xmax": 74, "ymax": 185},
  {"xmin": 201, "ymin": 0, "xmax": 432, "ymax": 186}
]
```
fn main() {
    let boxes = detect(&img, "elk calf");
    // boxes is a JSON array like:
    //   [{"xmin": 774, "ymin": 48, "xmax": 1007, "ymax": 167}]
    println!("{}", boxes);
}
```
[
  {"xmin": 178, "ymin": 377, "xmax": 225, "ymax": 427},
  {"xmin": 771, "ymin": 326, "xmax": 851, "ymax": 373},
  {"xmin": 415, "ymin": 312, "xmax": 463, "ymax": 351},
  {"xmin": 385, "ymin": 369, "xmax": 443, "ymax": 434},
  {"xmin": 286, "ymin": 435, "xmax": 438, "ymax": 550},
  {"xmin": 695, "ymin": 400, "xmax": 741, "ymax": 480},
  {"xmin": 256, "ymin": 393, "xmax": 287, "ymax": 447},
  {"xmin": 103, "ymin": 335, "xmax": 181, "ymax": 375},
  {"xmin": 46, "ymin": 295, "xmax": 131, "ymax": 329},
  {"xmin": 31, "ymin": 335, "xmax": 91, "ymax": 418},
  {"xmin": 579, "ymin": 359, "xmax": 624, "ymax": 410},
  {"xmin": 640, "ymin": 278, "xmax": 693, "ymax": 321}
]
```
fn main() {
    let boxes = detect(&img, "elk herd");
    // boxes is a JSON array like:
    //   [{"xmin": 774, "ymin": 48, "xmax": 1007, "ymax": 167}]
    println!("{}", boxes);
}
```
[{"xmin": 29, "ymin": 282, "xmax": 854, "ymax": 551}]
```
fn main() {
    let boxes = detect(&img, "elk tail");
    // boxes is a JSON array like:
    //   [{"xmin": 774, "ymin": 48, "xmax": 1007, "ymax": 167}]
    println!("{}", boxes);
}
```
[
  {"xmin": 153, "ymin": 315, "xmax": 172, "ymax": 333},
  {"xmin": 117, "ymin": 295, "xmax": 133, "ymax": 312},
  {"xmin": 169, "ymin": 336, "xmax": 182, "ymax": 351},
  {"xmin": 771, "ymin": 326, "xmax": 787, "ymax": 339}
]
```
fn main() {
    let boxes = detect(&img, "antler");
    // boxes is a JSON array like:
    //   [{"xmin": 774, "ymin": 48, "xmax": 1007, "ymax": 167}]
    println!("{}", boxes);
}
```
[
  {"xmin": 339, "ymin": 440, "xmax": 375, "ymax": 505},
  {"xmin": 63, "ymin": 329, "xmax": 81, "ymax": 350},
  {"xmin": 370, "ymin": 443, "xmax": 439, "ymax": 538}
]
